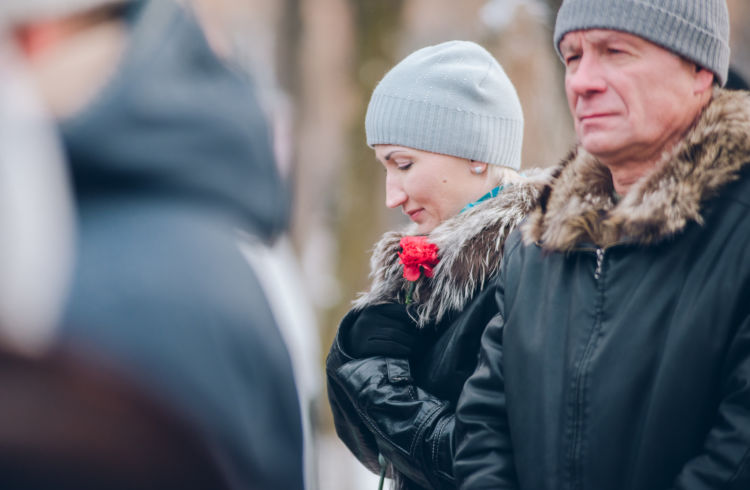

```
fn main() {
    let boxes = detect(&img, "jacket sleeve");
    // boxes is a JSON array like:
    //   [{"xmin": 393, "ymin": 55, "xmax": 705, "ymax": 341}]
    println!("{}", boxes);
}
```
[
  {"xmin": 326, "ymin": 310, "xmax": 456, "ymax": 489},
  {"xmin": 454, "ymin": 280, "xmax": 518, "ymax": 489},
  {"xmin": 671, "ymin": 313, "xmax": 750, "ymax": 489}
]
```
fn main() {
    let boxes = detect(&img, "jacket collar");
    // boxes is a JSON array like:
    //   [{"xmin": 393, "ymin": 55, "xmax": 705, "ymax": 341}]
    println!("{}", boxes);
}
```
[
  {"xmin": 353, "ymin": 168, "xmax": 552, "ymax": 327},
  {"xmin": 523, "ymin": 88, "xmax": 750, "ymax": 251}
]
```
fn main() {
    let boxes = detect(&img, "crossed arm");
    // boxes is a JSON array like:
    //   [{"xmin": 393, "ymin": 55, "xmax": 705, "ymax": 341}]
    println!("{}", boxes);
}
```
[{"xmin": 326, "ymin": 306, "xmax": 458, "ymax": 489}]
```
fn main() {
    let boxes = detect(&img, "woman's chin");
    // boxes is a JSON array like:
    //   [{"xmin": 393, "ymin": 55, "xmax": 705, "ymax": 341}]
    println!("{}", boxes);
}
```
[{"xmin": 416, "ymin": 221, "xmax": 437, "ymax": 235}]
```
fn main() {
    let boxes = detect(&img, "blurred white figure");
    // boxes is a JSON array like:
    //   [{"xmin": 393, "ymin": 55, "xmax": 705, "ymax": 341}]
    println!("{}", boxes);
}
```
[
  {"xmin": 0, "ymin": 41, "xmax": 74, "ymax": 354},
  {"xmin": 238, "ymin": 232, "xmax": 322, "ymax": 490}
]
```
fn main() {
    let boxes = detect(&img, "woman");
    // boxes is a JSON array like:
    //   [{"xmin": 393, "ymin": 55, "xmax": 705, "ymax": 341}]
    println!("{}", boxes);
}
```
[{"xmin": 326, "ymin": 40, "xmax": 549, "ymax": 489}]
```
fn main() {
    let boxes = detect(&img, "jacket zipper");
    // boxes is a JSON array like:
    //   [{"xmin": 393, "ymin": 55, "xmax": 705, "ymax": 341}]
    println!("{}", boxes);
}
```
[
  {"xmin": 567, "ymin": 247, "xmax": 606, "ymax": 490},
  {"xmin": 594, "ymin": 248, "xmax": 604, "ymax": 280}
]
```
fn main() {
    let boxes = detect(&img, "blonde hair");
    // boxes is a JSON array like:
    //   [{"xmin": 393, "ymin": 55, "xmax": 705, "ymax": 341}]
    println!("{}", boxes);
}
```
[{"xmin": 487, "ymin": 165, "xmax": 522, "ymax": 186}]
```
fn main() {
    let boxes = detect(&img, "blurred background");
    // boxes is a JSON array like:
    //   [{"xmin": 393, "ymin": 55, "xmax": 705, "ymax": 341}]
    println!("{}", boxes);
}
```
[
  {"xmin": 186, "ymin": 0, "xmax": 750, "ymax": 488},
  {"xmin": 12, "ymin": 0, "xmax": 723, "ymax": 488}
]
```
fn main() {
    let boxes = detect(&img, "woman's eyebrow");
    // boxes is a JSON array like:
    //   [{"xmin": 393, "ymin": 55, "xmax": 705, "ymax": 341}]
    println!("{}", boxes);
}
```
[{"xmin": 384, "ymin": 150, "xmax": 406, "ymax": 161}]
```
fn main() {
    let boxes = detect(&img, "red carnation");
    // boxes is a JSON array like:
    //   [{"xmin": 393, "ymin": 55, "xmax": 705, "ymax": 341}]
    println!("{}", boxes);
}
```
[{"xmin": 398, "ymin": 236, "xmax": 440, "ymax": 282}]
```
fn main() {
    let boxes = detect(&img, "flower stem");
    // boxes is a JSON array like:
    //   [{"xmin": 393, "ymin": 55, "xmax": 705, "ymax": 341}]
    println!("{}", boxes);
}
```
[
  {"xmin": 378, "ymin": 453, "xmax": 387, "ymax": 490},
  {"xmin": 405, "ymin": 281, "xmax": 416, "ymax": 305}
]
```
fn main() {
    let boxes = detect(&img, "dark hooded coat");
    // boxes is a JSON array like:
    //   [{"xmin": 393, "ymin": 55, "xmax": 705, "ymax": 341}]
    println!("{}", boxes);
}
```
[{"xmin": 55, "ymin": 2, "xmax": 302, "ymax": 489}]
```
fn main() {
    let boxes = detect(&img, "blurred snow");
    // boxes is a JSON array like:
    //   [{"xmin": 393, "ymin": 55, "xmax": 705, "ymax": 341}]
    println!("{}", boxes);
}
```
[
  {"xmin": 317, "ymin": 434, "xmax": 387, "ymax": 490},
  {"xmin": 480, "ymin": 0, "xmax": 550, "ymax": 32}
]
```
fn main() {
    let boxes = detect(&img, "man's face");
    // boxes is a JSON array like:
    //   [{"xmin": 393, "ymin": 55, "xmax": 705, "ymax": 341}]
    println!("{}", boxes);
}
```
[{"xmin": 560, "ymin": 29, "xmax": 710, "ymax": 165}]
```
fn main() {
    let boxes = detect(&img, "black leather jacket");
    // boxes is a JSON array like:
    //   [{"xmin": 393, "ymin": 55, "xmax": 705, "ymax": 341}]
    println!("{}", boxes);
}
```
[
  {"xmin": 327, "ymin": 174, "xmax": 548, "ymax": 489},
  {"xmin": 455, "ymin": 90, "xmax": 750, "ymax": 490},
  {"xmin": 328, "ymin": 285, "xmax": 497, "ymax": 489}
]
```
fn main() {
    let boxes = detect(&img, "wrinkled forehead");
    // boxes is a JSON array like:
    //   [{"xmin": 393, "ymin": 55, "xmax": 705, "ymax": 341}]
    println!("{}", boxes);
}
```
[
  {"xmin": 559, "ymin": 28, "xmax": 656, "ymax": 54},
  {"xmin": 552, "ymin": 0, "xmax": 730, "ymax": 85}
]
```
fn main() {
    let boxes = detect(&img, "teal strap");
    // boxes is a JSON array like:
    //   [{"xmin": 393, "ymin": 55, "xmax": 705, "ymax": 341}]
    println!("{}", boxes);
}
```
[
  {"xmin": 461, "ymin": 185, "xmax": 503, "ymax": 213},
  {"xmin": 378, "ymin": 453, "xmax": 387, "ymax": 490}
]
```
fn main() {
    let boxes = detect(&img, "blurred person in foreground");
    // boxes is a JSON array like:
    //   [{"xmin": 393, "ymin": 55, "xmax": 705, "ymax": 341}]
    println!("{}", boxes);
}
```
[
  {"xmin": 0, "ymin": 0, "xmax": 304, "ymax": 488},
  {"xmin": 0, "ymin": 343, "xmax": 230, "ymax": 490},
  {"xmin": 454, "ymin": 1, "xmax": 750, "ymax": 489},
  {"xmin": 189, "ymin": 6, "xmax": 323, "ymax": 489},
  {"xmin": 326, "ymin": 40, "xmax": 551, "ymax": 490}
]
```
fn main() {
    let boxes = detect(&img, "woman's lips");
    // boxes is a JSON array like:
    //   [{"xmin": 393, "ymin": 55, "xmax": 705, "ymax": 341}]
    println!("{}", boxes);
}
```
[{"xmin": 407, "ymin": 209, "xmax": 424, "ymax": 222}]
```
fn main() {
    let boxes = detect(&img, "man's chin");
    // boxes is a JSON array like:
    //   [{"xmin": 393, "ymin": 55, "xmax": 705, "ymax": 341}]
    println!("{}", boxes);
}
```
[{"xmin": 580, "ymin": 134, "xmax": 623, "ymax": 159}]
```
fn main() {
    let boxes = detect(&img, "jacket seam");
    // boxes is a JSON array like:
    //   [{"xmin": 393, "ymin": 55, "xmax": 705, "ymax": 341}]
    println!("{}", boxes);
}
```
[
  {"xmin": 432, "ymin": 416, "xmax": 447, "ymax": 467},
  {"xmin": 728, "ymin": 444, "xmax": 750, "ymax": 484},
  {"xmin": 432, "ymin": 415, "xmax": 456, "ymax": 483},
  {"xmin": 504, "ymin": 230, "xmax": 524, "ymax": 259},
  {"xmin": 409, "ymin": 402, "xmax": 447, "ymax": 457}
]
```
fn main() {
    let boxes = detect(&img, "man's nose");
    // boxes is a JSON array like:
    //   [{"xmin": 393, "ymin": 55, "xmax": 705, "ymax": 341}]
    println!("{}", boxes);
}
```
[
  {"xmin": 566, "ymin": 53, "xmax": 607, "ymax": 96},
  {"xmin": 385, "ymin": 174, "xmax": 407, "ymax": 209}
]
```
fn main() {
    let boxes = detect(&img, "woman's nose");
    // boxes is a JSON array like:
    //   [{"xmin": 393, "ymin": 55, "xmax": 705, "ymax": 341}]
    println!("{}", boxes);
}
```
[{"xmin": 385, "ymin": 174, "xmax": 407, "ymax": 209}]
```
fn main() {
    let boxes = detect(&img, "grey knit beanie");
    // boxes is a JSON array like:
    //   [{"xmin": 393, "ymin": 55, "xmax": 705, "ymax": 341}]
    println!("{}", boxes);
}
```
[
  {"xmin": 365, "ymin": 40, "xmax": 524, "ymax": 170},
  {"xmin": 0, "ymin": 0, "xmax": 130, "ymax": 25},
  {"xmin": 554, "ymin": 0, "xmax": 730, "ymax": 86}
]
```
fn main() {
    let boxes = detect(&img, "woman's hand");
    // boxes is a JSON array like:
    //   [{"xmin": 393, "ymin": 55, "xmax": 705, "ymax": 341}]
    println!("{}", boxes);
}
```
[{"xmin": 346, "ymin": 304, "xmax": 418, "ymax": 358}]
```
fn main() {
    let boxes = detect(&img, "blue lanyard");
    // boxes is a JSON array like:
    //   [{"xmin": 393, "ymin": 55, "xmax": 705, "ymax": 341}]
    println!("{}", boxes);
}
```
[{"xmin": 461, "ymin": 185, "xmax": 503, "ymax": 213}]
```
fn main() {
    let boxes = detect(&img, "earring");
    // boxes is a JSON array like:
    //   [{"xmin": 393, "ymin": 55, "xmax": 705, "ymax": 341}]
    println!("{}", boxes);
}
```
[{"xmin": 469, "ymin": 159, "xmax": 486, "ymax": 175}]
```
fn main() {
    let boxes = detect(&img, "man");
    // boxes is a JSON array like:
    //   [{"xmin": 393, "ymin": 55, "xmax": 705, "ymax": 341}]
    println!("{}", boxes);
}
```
[
  {"xmin": 454, "ymin": 1, "xmax": 750, "ymax": 489},
  {"xmin": 0, "ymin": 1, "xmax": 303, "ymax": 488}
]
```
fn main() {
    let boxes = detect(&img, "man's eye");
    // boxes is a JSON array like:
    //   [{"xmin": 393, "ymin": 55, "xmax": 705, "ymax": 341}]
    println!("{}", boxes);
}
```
[{"xmin": 565, "ymin": 54, "xmax": 581, "ymax": 65}]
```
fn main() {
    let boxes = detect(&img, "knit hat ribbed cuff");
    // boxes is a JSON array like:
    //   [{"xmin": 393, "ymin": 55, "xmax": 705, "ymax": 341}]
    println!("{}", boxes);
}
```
[
  {"xmin": 366, "ymin": 94, "xmax": 523, "ymax": 170},
  {"xmin": 554, "ymin": 0, "xmax": 730, "ymax": 86}
]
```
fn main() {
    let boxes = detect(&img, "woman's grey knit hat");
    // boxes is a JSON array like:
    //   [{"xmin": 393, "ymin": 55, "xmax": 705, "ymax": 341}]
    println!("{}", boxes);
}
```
[
  {"xmin": 553, "ymin": 0, "xmax": 730, "ymax": 86},
  {"xmin": 0, "ymin": 0, "xmax": 129, "ymax": 25},
  {"xmin": 365, "ymin": 40, "xmax": 524, "ymax": 170}
]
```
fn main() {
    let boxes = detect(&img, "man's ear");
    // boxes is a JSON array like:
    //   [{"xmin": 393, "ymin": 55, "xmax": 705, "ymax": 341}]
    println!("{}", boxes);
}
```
[{"xmin": 693, "ymin": 66, "xmax": 715, "ymax": 94}]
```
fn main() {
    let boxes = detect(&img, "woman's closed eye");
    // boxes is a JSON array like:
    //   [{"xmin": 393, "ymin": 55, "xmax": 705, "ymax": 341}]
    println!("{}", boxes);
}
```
[{"xmin": 395, "ymin": 160, "xmax": 413, "ymax": 171}]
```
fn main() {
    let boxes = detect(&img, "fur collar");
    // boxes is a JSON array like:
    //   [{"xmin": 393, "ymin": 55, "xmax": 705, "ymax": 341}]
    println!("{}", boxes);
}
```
[
  {"xmin": 523, "ymin": 88, "xmax": 750, "ymax": 251},
  {"xmin": 353, "ymin": 169, "xmax": 552, "ymax": 327}
]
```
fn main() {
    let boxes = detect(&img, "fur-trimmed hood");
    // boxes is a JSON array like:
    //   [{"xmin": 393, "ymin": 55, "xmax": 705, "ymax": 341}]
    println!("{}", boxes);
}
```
[
  {"xmin": 353, "ymin": 168, "xmax": 552, "ymax": 327},
  {"xmin": 523, "ymin": 88, "xmax": 750, "ymax": 251}
]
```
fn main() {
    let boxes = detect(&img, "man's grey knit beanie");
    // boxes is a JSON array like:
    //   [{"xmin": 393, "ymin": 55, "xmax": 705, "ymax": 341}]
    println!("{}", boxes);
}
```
[
  {"xmin": 553, "ymin": 0, "xmax": 730, "ymax": 86},
  {"xmin": 365, "ymin": 40, "xmax": 524, "ymax": 170},
  {"xmin": 0, "ymin": 0, "xmax": 129, "ymax": 25}
]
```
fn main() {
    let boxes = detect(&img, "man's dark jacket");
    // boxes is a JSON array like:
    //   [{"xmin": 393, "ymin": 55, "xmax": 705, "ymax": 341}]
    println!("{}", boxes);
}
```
[
  {"xmin": 327, "ymin": 173, "xmax": 549, "ymax": 489},
  {"xmin": 455, "ymin": 89, "xmax": 750, "ymax": 490}
]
